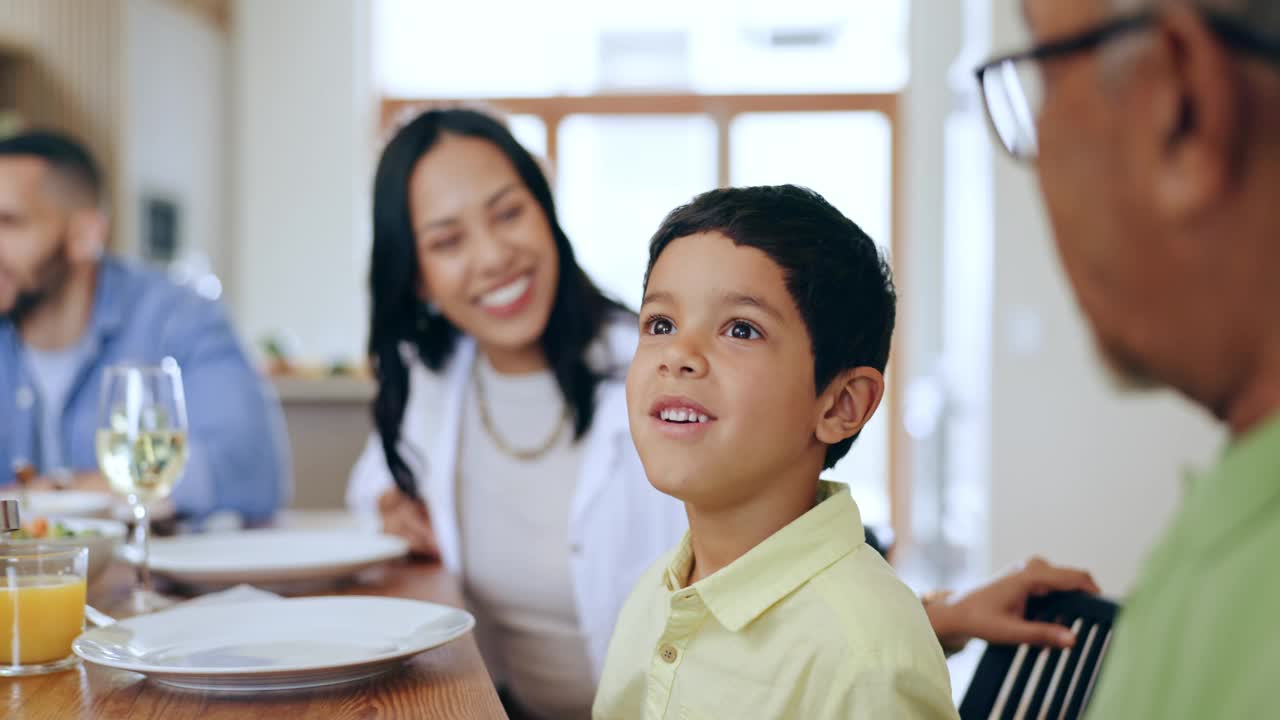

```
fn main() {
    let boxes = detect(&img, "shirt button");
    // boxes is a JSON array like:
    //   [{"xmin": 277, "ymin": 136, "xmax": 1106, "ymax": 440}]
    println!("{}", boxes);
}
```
[
  {"xmin": 659, "ymin": 644, "xmax": 678, "ymax": 664},
  {"xmin": 15, "ymin": 386, "xmax": 34, "ymax": 410}
]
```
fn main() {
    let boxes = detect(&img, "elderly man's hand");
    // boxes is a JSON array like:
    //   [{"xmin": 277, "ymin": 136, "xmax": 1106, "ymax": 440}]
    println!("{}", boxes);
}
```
[{"xmin": 925, "ymin": 557, "xmax": 1101, "ymax": 654}]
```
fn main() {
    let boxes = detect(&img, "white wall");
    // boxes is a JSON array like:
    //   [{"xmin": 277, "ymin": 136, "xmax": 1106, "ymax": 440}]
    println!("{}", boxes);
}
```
[
  {"xmin": 120, "ymin": 0, "xmax": 228, "ymax": 279},
  {"xmin": 230, "ymin": 0, "xmax": 372, "ymax": 363},
  {"xmin": 900, "ymin": 0, "xmax": 973, "ymax": 582},
  {"xmin": 982, "ymin": 2, "xmax": 1224, "ymax": 596}
]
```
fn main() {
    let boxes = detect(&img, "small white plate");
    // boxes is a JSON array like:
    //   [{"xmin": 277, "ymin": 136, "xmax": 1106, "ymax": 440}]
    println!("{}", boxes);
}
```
[
  {"xmin": 146, "ymin": 530, "xmax": 409, "ymax": 586},
  {"xmin": 17, "ymin": 490, "xmax": 116, "ymax": 519},
  {"xmin": 73, "ymin": 596, "xmax": 475, "ymax": 691}
]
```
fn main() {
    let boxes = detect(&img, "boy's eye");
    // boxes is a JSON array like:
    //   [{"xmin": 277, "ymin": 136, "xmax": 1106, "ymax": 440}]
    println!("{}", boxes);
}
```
[
  {"xmin": 645, "ymin": 316, "xmax": 675, "ymax": 335},
  {"xmin": 725, "ymin": 321, "xmax": 761, "ymax": 340}
]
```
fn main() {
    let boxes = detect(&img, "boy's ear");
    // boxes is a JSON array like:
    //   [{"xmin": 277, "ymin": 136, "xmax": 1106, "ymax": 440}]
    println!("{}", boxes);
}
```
[{"xmin": 815, "ymin": 367, "xmax": 885, "ymax": 446}]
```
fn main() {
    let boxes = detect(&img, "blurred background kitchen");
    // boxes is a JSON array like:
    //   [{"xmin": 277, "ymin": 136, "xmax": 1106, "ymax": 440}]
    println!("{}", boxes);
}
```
[{"xmin": 0, "ymin": 0, "xmax": 1222, "ymax": 602}]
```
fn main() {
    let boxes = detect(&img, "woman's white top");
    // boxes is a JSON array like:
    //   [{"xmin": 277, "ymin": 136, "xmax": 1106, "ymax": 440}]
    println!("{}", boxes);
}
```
[
  {"xmin": 346, "ymin": 317, "xmax": 688, "ymax": 685},
  {"xmin": 456, "ymin": 354, "xmax": 592, "ymax": 717}
]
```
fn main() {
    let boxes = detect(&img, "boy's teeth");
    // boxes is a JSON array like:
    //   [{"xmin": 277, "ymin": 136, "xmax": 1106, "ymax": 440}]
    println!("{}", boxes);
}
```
[{"xmin": 659, "ymin": 408, "xmax": 710, "ymax": 423}]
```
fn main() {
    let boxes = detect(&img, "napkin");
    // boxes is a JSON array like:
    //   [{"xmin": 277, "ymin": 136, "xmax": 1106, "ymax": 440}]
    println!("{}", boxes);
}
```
[{"xmin": 177, "ymin": 584, "xmax": 282, "ymax": 608}]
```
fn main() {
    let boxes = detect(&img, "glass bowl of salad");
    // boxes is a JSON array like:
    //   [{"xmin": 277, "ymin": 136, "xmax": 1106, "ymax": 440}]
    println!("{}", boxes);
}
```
[{"xmin": 3, "ymin": 517, "xmax": 126, "ymax": 585}]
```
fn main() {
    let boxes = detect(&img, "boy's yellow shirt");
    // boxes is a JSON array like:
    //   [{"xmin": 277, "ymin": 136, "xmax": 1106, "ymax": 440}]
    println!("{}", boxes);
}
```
[
  {"xmin": 593, "ymin": 476, "xmax": 957, "ymax": 717},
  {"xmin": 593, "ymin": 481, "xmax": 959, "ymax": 720}
]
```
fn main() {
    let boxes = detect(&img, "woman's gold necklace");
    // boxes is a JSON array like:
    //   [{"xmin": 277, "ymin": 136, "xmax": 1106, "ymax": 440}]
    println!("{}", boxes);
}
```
[{"xmin": 472, "ymin": 362, "xmax": 570, "ymax": 461}]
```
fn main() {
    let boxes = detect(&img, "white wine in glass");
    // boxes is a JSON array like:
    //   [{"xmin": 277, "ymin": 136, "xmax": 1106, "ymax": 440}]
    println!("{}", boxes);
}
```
[
  {"xmin": 95, "ymin": 360, "xmax": 188, "ymax": 613},
  {"xmin": 95, "ymin": 428, "xmax": 188, "ymax": 504}
]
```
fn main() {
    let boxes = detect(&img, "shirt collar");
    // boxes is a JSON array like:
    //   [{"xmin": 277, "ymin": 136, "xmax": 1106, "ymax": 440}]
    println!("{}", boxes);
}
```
[
  {"xmin": 88, "ymin": 257, "xmax": 129, "ymax": 340},
  {"xmin": 1180, "ymin": 410, "xmax": 1280, "ymax": 555},
  {"xmin": 662, "ymin": 480, "xmax": 865, "ymax": 633}
]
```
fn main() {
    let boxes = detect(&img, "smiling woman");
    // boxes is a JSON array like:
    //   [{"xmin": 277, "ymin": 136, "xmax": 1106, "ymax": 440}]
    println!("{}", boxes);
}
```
[
  {"xmin": 346, "ymin": 108, "xmax": 688, "ymax": 720},
  {"xmin": 405, "ymin": 140, "xmax": 560, "ymax": 374}
]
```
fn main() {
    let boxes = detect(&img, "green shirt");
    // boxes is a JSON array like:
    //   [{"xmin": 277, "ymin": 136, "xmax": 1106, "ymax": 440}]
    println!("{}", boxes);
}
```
[
  {"xmin": 1086, "ymin": 413, "xmax": 1280, "ymax": 719},
  {"xmin": 593, "ymin": 482, "xmax": 957, "ymax": 720}
]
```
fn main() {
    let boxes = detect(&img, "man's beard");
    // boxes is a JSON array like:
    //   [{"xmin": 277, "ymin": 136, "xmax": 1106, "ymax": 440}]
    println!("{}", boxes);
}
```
[{"xmin": 2, "ymin": 241, "xmax": 73, "ymax": 326}]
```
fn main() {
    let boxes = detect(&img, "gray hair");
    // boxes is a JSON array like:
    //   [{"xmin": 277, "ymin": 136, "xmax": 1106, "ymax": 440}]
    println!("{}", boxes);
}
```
[{"xmin": 1111, "ymin": 0, "xmax": 1280, "ymax": 36}]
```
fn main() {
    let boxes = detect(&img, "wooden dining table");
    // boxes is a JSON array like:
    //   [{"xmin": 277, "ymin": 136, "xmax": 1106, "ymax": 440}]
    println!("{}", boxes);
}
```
[{"xmin": 7, "ymin": 549, "xmax": 506, "ymax": 719}]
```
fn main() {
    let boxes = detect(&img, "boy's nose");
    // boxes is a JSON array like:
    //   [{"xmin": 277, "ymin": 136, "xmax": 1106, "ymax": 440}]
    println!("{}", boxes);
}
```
[{"xmin": 659, "ymin": 337, "xmax": 708, "ymax": 378}]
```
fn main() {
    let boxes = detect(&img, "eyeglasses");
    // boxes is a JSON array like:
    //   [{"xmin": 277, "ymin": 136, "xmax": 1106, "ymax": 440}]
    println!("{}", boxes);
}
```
[{"xmin": 975, "ymin": 11, "xmax": 1280, "ymax": 162}]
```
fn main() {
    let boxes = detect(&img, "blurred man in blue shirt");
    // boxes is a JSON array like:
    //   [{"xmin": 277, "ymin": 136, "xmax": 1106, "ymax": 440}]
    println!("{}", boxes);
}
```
[{"xmin": 0, "ymin": 130, "xmax": 289, "ymax": 522}]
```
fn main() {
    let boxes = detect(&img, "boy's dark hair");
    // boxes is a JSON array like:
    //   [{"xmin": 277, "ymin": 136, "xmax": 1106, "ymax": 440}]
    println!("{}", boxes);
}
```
[
  {"xmin": 0, "ymin": 130, "xmax": 104, "ymax": 207},
  {"xmin": 645, "ymin": 184, "xmax": 896, "ymax": 469}
]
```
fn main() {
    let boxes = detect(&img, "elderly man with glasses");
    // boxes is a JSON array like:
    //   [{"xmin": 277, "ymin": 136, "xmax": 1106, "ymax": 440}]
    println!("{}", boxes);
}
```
[{"xmin": 975, "ymin": 1, "xmax": 1280, "ymax": 718}]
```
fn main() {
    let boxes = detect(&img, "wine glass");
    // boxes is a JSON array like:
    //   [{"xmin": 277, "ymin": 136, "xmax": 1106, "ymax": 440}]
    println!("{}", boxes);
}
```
[{"xmin": 96, "ymin": 359, "xmax": 188, "ymax": 613}]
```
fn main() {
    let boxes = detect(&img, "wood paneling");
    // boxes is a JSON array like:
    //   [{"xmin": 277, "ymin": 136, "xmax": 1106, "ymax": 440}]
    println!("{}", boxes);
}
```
[
  {"xmin": 0, "ymin": 0, "xmax": 122, "ymax": 198},
  {"xmin": 163, "ymin": 0, "xmax": 230, "ymax": 32}
]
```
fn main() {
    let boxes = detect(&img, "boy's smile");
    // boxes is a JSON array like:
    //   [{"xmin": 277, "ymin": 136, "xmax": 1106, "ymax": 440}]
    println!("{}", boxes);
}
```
[
  {"xmin": 648, "ymin": 394, "xmax": 718, "ymax": 438},
  {"xmin": 626, "ymin": 231, "xmax": 824, "ymax": 511}
]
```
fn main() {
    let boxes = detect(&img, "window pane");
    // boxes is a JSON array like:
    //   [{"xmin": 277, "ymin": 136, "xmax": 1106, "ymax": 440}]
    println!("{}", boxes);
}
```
[
  {"xmin": 374, "ymin": 0, "xmax": 589, "ymax": 97},
  {"xmin": 730, "ymin": 111, "xmax": 893, "ymax": 527},
  {"xmin": 374, "ymin": 0, "xmax": 909, "ymax": 97},
  {"xmin": 686, "ymin": 1, "xmax": 909, "ymax": 93},
  {"xmin": 555, "ymin": 114, "xmax": 717, "ymax": 310},
  {"xmin": 730, "ymin": 111, "xmax": 891, "ymax": 251},
  {"xmin": 507, "ymin": 114, "xmax": 548, "ymax": 159}
]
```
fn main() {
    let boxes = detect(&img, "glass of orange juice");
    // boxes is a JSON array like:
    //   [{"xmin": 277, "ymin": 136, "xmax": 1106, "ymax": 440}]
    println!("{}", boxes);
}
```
[{"xmin": 0, "ymin": 545, "xmax": 88, "ymax": 675}]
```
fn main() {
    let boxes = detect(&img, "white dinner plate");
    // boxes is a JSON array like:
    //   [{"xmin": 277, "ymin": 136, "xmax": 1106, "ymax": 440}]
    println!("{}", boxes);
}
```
[
  {"xmin": 17, "ymin": 490, "xmax": 116, "ymax": 519},
  {"xmin": 146, "ymin": 530, "xmax": 409, "ymax": 586},
  {"xmin": 73, "ymin": 596, "xmax": 475, "ymax": 691}
]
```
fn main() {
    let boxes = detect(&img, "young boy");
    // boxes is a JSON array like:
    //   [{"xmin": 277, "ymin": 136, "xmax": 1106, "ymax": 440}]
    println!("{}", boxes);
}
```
[{"xmin": 594, "ymin": 185, "xmax": 958, "ymax": 719}]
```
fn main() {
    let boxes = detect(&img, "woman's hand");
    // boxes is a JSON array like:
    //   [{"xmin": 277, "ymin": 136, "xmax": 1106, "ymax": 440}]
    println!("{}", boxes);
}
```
[
  {"xmin": 377, "ymin": 487, "xmax": 440, "ymax": 560},
  {"xmin": 925, "ymin": 556, "xmax": 1101, "ymax": 654}
]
